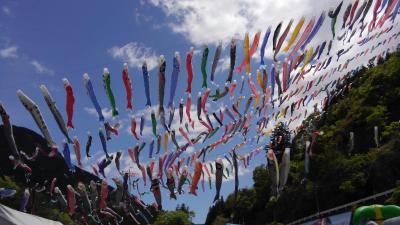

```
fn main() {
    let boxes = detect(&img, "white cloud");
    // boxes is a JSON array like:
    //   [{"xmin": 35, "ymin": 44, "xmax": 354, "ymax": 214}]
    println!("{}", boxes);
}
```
[
  {"xmin": 31, "ymin": 60, "xmax": 54, "ymax": 76},
  {"xmin": 0, "ymin": 46, "xmax": 18, "ymax": 59},
  {"xmin": 215, "ymin": 55, "xmax": 231, "ymax": 74},
  {"xmin": 146, "ymin": 0, "xmax": 325, "ymax": 45},
  {"xmin": 84, "ymin": 107, "xmax": 113, "ymax": 120},
  {"xmin": 108, "ymin": 42, "xmax": 159, "ymax": 71},
  {"xmin": 2, "ymin": 6, "xmax": 11, "ymax": 16}
]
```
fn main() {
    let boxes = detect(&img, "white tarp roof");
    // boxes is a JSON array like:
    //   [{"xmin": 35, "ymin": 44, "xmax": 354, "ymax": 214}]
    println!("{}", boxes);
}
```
[{"xmin": 0, "ymin": 204, "xmax": 63, "ymax": 225}]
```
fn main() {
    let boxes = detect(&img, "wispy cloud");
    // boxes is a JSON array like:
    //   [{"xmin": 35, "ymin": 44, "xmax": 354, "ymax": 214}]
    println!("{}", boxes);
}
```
[
  {"xmin": 2, "ymin": 6, "xmax": 11, "ymax": 16},
  {"xmin": 0, "ymin": 46, "xmax": 18, "ymax": 59},
  {"xmin": 108, "ymin": 42, "xmax": 159, "ymax": 71},
  {"xmin": 31, "ymin": 60, "xmax": 54, "ymax": 76},
  {"xmin": 84, "ymin": 107, "xmax": 113, "ymax": 120}
]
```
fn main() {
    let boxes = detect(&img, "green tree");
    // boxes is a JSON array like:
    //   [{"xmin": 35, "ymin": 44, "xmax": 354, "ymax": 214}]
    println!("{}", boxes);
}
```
[
  {"xmin": 205, "ymin": 51, "xmax": 400, "ymax": 225},
  {"xmin": 211, "ymin": 216, "xmax": 229, "ymax": 225},
  {"xmin": 385, "ymin": 181, "xmax": 400, "ymax": 205},
  {"xmin": 153, "ymin": 210, "xmax": 192, "ymax": 225},
  {"xmin": 176, "ymin": 203, "xmax": 195, "ymax": 222}
]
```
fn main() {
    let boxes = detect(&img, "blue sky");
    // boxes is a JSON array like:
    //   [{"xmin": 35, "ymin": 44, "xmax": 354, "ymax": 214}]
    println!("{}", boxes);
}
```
[{"xmin": 0, "ymin": 0, "xmax": 398, "ymax": 223}]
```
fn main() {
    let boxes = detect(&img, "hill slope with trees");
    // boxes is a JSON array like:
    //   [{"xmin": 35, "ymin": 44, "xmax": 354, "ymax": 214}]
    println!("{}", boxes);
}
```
[{"xmin": 205, "ymin": 52, "xmax": 400, "ymax": 225}]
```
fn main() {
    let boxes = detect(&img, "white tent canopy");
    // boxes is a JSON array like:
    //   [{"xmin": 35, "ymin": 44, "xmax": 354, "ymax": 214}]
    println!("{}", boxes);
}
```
[{"xmin": 0, "ymin": 204, "xmax": 63, "ymax": 225}]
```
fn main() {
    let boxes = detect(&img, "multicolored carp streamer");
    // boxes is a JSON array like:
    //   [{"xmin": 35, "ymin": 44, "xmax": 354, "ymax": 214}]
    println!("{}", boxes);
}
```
[
  {"xmin": 260, "ymin": 27, "xmax": 272, "ymax": 66},
  {"xmin": 131, "ymin": 117, "xmax": 139, "ymax": 140},
  {"xmin": 278, "ymin": 148, "xmax": 291, "ymax": 190},
  {"xmin": 122, "ymin": 63, "xmax": 133, "ymax": 110},
  {"xmin": 369, "ymin": 0, "xmax": 382, "ymax": 32},
  {"xmin": 361, "ymin": 0, "xmax": 374, "ymax": 25},
  {"xmin": 151, "ymin": 109, "xmax": 157, "ymax": 137},
  {"xmin": 227, "ymin": 38, "xmax": 237, "ymax": 82},
  {"xmin": 284, "ymin": 17, "xmax": 305, "ymax": 53},
  {"xmin": 151, "ymin": 178, "xmax": 162, "ymax": 210},
  {"xmin": 378, "ymin": 0, "xmax": 389, "ymax": 13},
  {"xmin": 243, "ymin": 33, "xmax": 251, "ymax": 74},
  {"xmin": 186, "ymin": 93, "xmax": 192, "ymax": 123},
  {"xmin": 343, "ymin": 3, "xmax": 353, "ymax": 29},
  {"xmin": 142, "ymin": 62, "xmax": 152, "ymax": 107},
  {"xmin": 62, "ymin": 141, "xmax": 74, "ymax": 171},
  {"xmin": 63, "ymin": 78, "xmax": 75, "ymax": 129},
  {"xmin": 190, "ymin": 160, "xmax": 202, "ymax": 196},
  {"xmin": 163, "ymin": 131, "xmax": 169, "ymax": 154},
  {"xmin": 166, "ymin": 168, "xmax": 177, "ymax": 199},
  {"xmin": 103, "ymin": 68, "xmax": 118, "ymax": 117},
  {"xmin": 67, "ymin": 185, "xmax": 77, "ymax": 215},
  {"xmin": 73, "ymin": 136, "xmax": 82, "ymax": 167},
  {"xmin": 211, "ymin": 42, "xmax": 222, "ymax": 82},
  {"xmin": 99, "ymin": 127, "xmax": 110, "ymax": 159},
  {"xmin": 197, "ymin": 92, "xmax": 202, "ymax": 120},
  {"xmin": 158, "ymin": 55, "xmax": 166, "ymax": 114},
  {"xmin": 3, "ymin": 0, "xmax": 400, "ymax": 212},
  {"xmin": 328, "ymin": 1, "xmax": 343, "ymax": 39},
  {"xmin": 347, "ymin": 0, "xmax": 360, "ymax": 28},
  {"xmin": 288, "ymin": 17, "xmax": 316, "ymax": 60},
  {"xmin": 202, "ymin": 88, "xmax": 211, "ymax": 114},
  {"xmin": 40, "ymin": 84, "xmax": 72, "ymax": 144},
  {"xmin": 318, "ymin": 41, "xmax": 327, "ymax": 60},
  {"xmin": 274, "ymin": 19, "xmax": 294, "ymax": 61},
  {"xmin": 232, "ymin": 151, "xmax": 239, "ymax": 200},
  {"xmin": 272, "ymin": 22, "xmax": 282, "ymax": 52},
  {"xmin": 168, "ymin": 52, "xmax": 181, "ymax": 108},
  {"xmin": 140, "ymin": 113, "xmax": 145, "ymax": 136},
  {"xmin": 301, "ymin": 11, "xmax": 326, "ymax": 51},
  {"xmin": 376, "ymin": 0, "xmax": 399, "ymax": 28},
  {"xmin": 17, "ymin": 90, "xmax": 55, "ymax": 146},
  {"xmin": 85, "ymin": 132, "xmax": 92, "ymax": 158},
  {"xmin": 237, "ymin": 31, "xmax": 261, "ymax": 74},
  {"xmin": 186, "ymin": 47, "xmax": 194, "ymax": 93},
  {"xmin": 390, "ymin": 0, "xmax": 400, "ymax": 22},
  {"xmin": 213, "ymin": 158, "xmax": 224, "ymax": 202},
  {"xmin": 201, "ymin": 46, "xmax": 209, "ymax": 88},
  {"xmin": 83, "ymin": 73, "xmax": 104, "ymax": 122},
  {"xmin": 350, "ymin": 0, "xmax": 367, "ymax": 30},
  {"xmin": 0, "ymin": 103, "xmax": 21, "ymax": 161}
]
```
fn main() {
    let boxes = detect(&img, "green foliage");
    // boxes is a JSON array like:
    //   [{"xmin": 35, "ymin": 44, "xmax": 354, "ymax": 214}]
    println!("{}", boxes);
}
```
[
  {"xmin": 211, "ymin": 216, "xmax": 229, "ymax": 225},
  {"xmin": 269, "ymin": 122, "xmax": 291, "ymax": 153},
  {"xmin": 0, "ymin": 176, "xmax": 22, "ymax": 209},
  {"xmin": 0, "ymin": 176, "xmax": 20, "ymax": 191},
  {"xmin": 153, "ymin": 210, "xmax": 192, "ymax": 225},
  {"xmin": 385, "ymin": 181, "xmax": 400, "ymax": 205},
  {"xmin": 205, "ymin": 52, "xmax": 400, "ymax": 225},
  {"xmin": 382, "ymin": 121, "xmax": 400, "ymax": 141},
  {"xmin": 0, "ymin": 175, "xmax": 77, "ymax": 224},
  {"xmin": 176, "ymin": 203, "xmax": 195, "ymax": 221},
  {"xmin": 37, "ymin": 208, "xmax": 76, "ymax": 225}
]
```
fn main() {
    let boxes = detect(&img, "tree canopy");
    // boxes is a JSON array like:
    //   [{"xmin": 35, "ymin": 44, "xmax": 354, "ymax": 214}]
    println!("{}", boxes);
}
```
[{"xmin": 205, "ymin": 51, "xmax": 400, "ymax": 225}]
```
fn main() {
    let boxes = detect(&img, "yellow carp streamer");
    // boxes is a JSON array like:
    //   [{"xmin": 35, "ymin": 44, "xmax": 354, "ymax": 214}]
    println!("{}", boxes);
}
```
[{"xmin": 283, "ymin": 17, "xmax": 305, "ymax": 53}]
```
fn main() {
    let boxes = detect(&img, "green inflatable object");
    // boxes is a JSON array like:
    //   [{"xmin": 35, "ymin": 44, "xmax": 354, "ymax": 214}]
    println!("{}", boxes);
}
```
[{"xmin": 352, "ymin": 205, "xmax": 400, "ymax": 225}]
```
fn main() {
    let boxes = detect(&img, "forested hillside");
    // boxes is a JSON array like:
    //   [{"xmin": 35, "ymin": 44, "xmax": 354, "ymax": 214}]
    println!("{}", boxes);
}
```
[{"xmin": 205, "ymin": 51, "xmax": 400, "ymax": 225}]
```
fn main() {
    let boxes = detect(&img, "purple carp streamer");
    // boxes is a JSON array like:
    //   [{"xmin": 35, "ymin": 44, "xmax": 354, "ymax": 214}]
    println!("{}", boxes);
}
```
[
  {"xmin": 83, "ymin": 73, "xmax": 104, "ymax": 122},
  {"xmin": 168, "ymin": 52, "xmax": 181, "ymax": 108},
  {"xmin": 260, "ymin": 27, "xmax": 272, "ymax": 66},
  {"xmin": 142, "ymin": 62, "xmax": 152, "ymax": 107}
]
